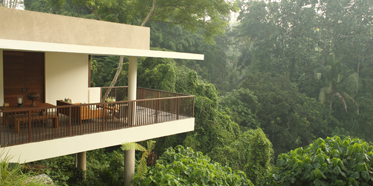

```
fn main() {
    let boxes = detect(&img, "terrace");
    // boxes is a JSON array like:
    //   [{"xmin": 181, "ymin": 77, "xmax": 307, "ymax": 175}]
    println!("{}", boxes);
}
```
[{"xmin": 0, "ymin": 87, "xmax": 194, "ymax": 147}]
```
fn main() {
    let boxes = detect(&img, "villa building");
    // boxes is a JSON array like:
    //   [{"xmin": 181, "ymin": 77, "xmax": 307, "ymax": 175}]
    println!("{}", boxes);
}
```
[{"xmin": 0, "ymin": 7, "xmax": 203, "ymax": 185}]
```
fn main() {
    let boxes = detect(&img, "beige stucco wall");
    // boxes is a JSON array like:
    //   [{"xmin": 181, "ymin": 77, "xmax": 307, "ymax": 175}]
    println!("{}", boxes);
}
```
[
  {"xmin": 0, "ymin": 50, "xmax": 3, "ymax": 106},
  {"xmin": 88, "ymin": 87, "xmax": 101, "ymax": 103},
  {"xmin": 0, "ymin": 8, "xmax": 150, "ymax": 50},
  {"xmin": 2, "ymin": 118, "xmax": 195, "ymax": 163},
  {"xmin": 45, "ymin": 52, "xmax": 89, "ymax": 105}
]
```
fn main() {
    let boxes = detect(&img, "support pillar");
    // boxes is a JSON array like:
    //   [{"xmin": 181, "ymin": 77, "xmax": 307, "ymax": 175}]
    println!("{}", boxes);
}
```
[
  {"xmin": 76, "ymin": 152, "xmax": 86, "ymax": 180},
  {"xmin": 124, "ymin": 56, "xmax": 137, "ymax": 186},
  {"xmin": 124, "ymin": 149, "xmax": 135, "ymax": 186},
  {"xmin": 128, "ymin": 56, "xmax": 137, "ymax": 126}
]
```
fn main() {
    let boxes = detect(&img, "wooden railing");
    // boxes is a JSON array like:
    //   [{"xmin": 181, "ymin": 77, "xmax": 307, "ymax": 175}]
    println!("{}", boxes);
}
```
[
  {"xmin": 1, "ymin": 88, "xmax": 194, "ymax": 147},
  {"xmin": 100, "ymin": 86, "xmax": 189, "ymax": 102}
]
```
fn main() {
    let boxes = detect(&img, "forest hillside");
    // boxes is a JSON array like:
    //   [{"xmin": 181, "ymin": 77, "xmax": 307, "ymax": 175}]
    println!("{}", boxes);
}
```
[{"xmin": 4, "ymin": 0, "xmax": 373, "ymax": 185}]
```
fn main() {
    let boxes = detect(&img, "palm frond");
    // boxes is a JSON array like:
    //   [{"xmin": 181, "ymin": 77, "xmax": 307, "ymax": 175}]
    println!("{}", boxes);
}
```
[
  {"xmin": 313, "ymin": 66, "xmax": 324, "ymax": 74},
  {"xmin": 341, "ymin": 91, "xmax": 359, "ymax": 114},
  {"xmin": 327, "ymin": 81, "xmax": 332, "ymax": 94},
  {"xmin": 147, "ymin": 140, "xmax": 156, "ymax": 152},
  {"xmin": 314, "ymin": 72, "xmax": 322, "ymax": 80},
  {"xmin": 121, "ymin": 142, "xmax": 146, "ymax": 152},
  {"xmin": 337, "ymin": 73, "xmax": 343, "ymax": 83},
  {"xmin": 319, "ymin": 87, "xmax": 328, "ymax": 103},
  {"xmin": 345, "ymin": 73, "xmax": 357, "ymax": 83},
  {"xmin": 324, "ymin": 65, "xmax": 332, "ymax": 72},
  {"xmin": 335, "ymin": 92, "xmax": 347, "ymax": 112},
  {"xmin": 136, "ymin": 152, "xmax": 149, "ymax": 180}
]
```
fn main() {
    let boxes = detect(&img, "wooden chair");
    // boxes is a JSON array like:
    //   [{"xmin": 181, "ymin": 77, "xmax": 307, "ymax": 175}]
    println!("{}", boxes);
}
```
[{"xmin": 57, "ymin": 100, "xmax": 107, "ymax": 125}]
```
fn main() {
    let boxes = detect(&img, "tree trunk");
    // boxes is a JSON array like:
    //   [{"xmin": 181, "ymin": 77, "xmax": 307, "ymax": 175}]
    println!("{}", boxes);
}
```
[
  {"xmin": 356, "ymin": 60, "xmax": 359, "ymax": 94},
  {"xmin": 102, "ymin": 56, "xmax": 124, "ymax": 102},
  {"xmin": 101, "ymin": 0, "xmax": 156, "ymax": 102},
  {"xmin": 141, "ymin": 0, "xmax": 157, "ymax": 27},
  {"xmin": 329, "ymin": 93, "xmax": 335, "ymax": 112}
]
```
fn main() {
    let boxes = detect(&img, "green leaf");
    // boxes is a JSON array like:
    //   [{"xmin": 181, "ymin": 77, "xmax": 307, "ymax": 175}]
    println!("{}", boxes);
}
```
[
  {"xmin": 361, "ymin": 171, "xmax": 369, "ymax": 182},
  {"xmin": 314, "ymin": 179, "xmax": 322, "ymax": 186}
]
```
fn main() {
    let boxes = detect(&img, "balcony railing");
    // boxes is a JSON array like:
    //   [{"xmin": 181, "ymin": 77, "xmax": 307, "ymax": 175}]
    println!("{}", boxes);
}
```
[
  {"xmin": 0, "ymin": 87, "xmax": 194, "ymax": 147},
  {"xmin": 100, "ymin": 86, "xmax": 190, "ymax": 102}
]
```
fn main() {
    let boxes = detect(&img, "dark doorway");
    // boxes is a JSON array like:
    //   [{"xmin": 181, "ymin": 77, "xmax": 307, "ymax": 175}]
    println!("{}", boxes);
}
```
[{"xmin": 3, "ymin": 51, "xmax": 45, "ymax": 106}]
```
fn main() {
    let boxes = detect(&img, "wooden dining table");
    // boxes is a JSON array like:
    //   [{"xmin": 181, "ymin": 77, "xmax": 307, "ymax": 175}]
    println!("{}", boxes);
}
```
[{"xmin": 1, "ymin": 103, "xmax": 55, "ymax": 125}]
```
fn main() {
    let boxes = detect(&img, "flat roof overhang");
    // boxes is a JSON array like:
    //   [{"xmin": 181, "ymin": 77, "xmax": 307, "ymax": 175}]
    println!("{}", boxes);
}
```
[{"xmin": 0, "ymin": 39, "xmax": 204, "ymax": 60}]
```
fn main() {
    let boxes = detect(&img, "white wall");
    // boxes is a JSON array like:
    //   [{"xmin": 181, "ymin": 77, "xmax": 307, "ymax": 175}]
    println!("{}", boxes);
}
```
[
  {"xmin": 2, "ymin": 118, "xmax": 195, "ymax": 163},
  {"xmin": 88, "ymin": 87, "xmax": 101, "ymax": 103},
  {"xmin": 0, "ymin": 50, "xmax": 3, "ymax": 106},
  {"xmin": 45, "ymin": 52, "xmax": 89, "ymax": 105}
]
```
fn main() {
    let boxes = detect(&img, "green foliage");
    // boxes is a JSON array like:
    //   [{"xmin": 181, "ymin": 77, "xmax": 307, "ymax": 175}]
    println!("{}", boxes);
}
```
[
  {"xmin": 90, "ymin": 56, "xmax": 124, "ymax": 87},
  {"xmin": 314, "ymin": 55, "xmax": 359, "ymax": 113},
  {"xmin": 28, "ymin": 154, "xmax": 76, "ymax": 185},
  {"xmin": 133, "ymin": 145, "xmax": 254, "ymax": 186},
  {"xmin": 263, "ymin": 136, "xmax": 373, "ymax": 186},
  {"xmin": 220, "ymin": 88, "xmax": 259, "ymax": 129},
  {"xmin": 27, "ymin": 149, "xmax": 125, "ymax": 186},
  {"xmin": 138, "ymin": 56, "xmax": 176, "ymax": 92},
  {"xmin": 245, "ymin": 128, "xmax": 273, "ymax": 185},
  {"xmin": 122, "ymin": 140, "xmax": 157, "ymax": 180},
  {"xmin": 1, "ymin": 150, "xmax": 46, "ymax": 186},
  {"xmin": 239, "ymin": 73, "xmax": 335, "ymax": 156},
  {"xmin": 42, "ymin": 0, "xmax": 237, "ymax": 43},
  {"xmin": 208, "ymin": 128, "xmax": 272, "ymax": 185}
]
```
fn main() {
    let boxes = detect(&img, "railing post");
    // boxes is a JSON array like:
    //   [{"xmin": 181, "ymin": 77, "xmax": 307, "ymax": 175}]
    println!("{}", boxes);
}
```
[
  {"xmin": 28, "ymin": 110, "xmax": 32, "ymax": 142},
  {"xmin": 142, "ymin": 89, "xmax": 144, "ymax": 100},
  {"xmin": 177, "ymin": 98, "xmax": 179, "ymax": 120},
  {"xmin": 156, "ymin": 92, "xmax": 160, "ymax": 123},
  {"xmin": 131, "ymin": 101, "xmax": 134, "ymax": 127},
  {"xmin": 115, "ymin": 88, "xmax": 117, "ymax": 100},
  {"xmin": 102, "ymin": 104, "xmax": 106, "ymax": 131},
  {"xmin": 69, "ymin": 107, "xmax": 72, "ymax": 136},
  {"xmin": 155, "ymin": 100, "xmax": 158, "ymax": 123}
]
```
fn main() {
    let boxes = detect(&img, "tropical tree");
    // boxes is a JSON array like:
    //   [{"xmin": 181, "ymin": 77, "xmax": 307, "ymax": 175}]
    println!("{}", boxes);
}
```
[
  {"xmin": 121, "ymin": 140, "xmax": 157, "ymax": 179},
  {"xmin": 42, "ymin": 0, "xmax": 237, "ymax": 101},
  {"xmin": 239, "ymin": 73, "xmax": 334, "ymax": 156},
  {"xmin": 208, "ymin": 128, "xmax": 272, "ymax": 186},
  {"xmin": 314, "ymin": 55, "xmax": 359, "ymax": 113}
]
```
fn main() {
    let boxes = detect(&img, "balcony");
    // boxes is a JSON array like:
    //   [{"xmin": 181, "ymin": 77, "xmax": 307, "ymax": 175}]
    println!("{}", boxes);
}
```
[{"xmin": 0, "ymin": 87, "xmax": 194, "ymax": 148}]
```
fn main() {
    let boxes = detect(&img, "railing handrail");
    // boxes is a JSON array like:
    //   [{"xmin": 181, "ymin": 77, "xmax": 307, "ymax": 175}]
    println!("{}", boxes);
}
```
[
  {"xmin": 0, "ymin": 96, "xmax": 195, "ymax": 113},
  {"xmin": 99, "ymin": 86, "xmax": 191, "ymax": 97}
]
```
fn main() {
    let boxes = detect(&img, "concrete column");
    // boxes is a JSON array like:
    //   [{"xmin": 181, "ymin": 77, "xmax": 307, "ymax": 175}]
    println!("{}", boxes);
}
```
[
  {"xmin": 124, "ymin": 149, "xmax": 135, "ymax": 186},
  {"xmin": 76, "ymin": 152, "xmax": 86, "ymax": 180},
  {"xmin": 125, "ymin": 56, "xmax": 137, "ymax": 186},
  {"xmin": 128, "ymin": 56, "xmax": 137, "ymax": 101},
  {"xmin": 128, "ymin": 56, "xmax": 137, "ymax": 126}
]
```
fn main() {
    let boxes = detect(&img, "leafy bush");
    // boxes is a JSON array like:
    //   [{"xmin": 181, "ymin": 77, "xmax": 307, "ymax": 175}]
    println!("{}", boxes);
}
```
[
  {"xmin": 208, "ymin": 128, "xmax": 272, "ymax": 185},
  {"xmin": 26, "ymin": 149, "xmax": 124, "ymax": 186},
  {"xmin": 25, "ymin": 154, "xmax": 76, "ymax": 185},
  {"xmin": 133, "ymin": 145, "xmax": 253, "ymax": 186},
  {"xmin": 1, "ymin": 150, "xmax": 46, "ymax": 186},
  {"xmin": 263, "ymin": 136, "xmax": 373, "ymax": 186}
]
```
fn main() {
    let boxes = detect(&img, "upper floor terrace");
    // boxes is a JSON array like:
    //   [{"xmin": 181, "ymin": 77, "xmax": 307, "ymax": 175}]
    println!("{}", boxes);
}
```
[{"xmin": 0, "ymin": 87, "xmax": 194, "ymax": 162}]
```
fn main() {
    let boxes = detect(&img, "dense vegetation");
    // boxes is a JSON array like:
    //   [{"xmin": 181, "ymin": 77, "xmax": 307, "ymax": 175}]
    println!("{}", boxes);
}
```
[
  {"xmin": 3, "ymin": 0, "xmax": 372, "ymax": 185},
  {"xmin": 263, "ymin": 136, "xmax": 373, "ymax": 186}
]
